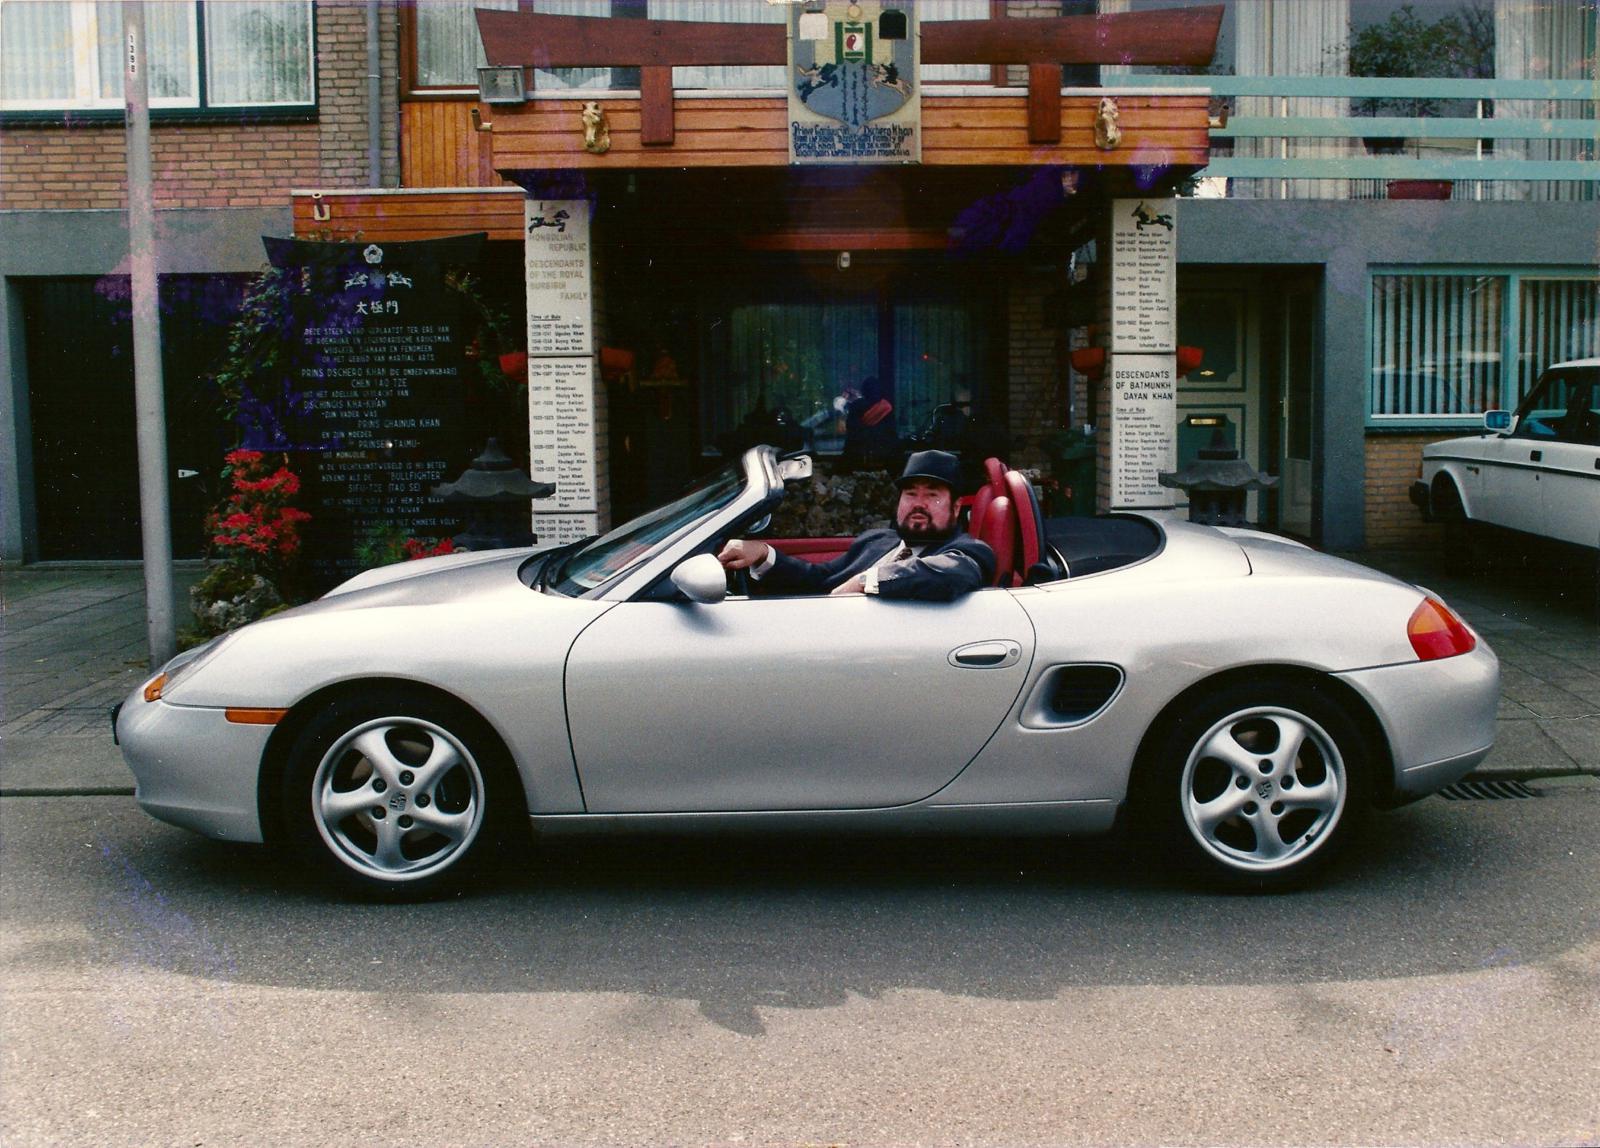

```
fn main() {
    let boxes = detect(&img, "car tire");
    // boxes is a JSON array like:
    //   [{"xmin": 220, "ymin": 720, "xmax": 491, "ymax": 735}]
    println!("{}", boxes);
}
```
[
  {"xmin": 1431, "ymin": 478, "xmax": 1473, "ymax": 565},
  {"xmin": 281, "ymin": 691, "xmax": 519, "ymax": 896},
  {"xmin": 1136, "ymin": 681, "xmax": 1370, "ymax": 891}
]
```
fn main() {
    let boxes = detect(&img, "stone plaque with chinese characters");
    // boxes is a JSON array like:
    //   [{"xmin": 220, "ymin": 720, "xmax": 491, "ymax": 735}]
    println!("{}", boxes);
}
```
[
  {"xmin": 525, "ymin": 199, "xmax": 592, "ymax": 355},
  {"xmin": 1110, "ymin": 354, "xmax": 1177, "ymax": 509},
  {"xmin": 262, "ymin": 235, "xmax": 484, "ymax": 590},
  {"xmin": 1111, "ymin": 198, "xmax": 1177, "ymax": 353}
]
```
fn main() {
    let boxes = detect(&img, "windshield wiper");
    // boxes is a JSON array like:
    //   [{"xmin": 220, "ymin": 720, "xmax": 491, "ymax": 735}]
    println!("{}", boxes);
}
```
[{"xmin": 538, "ymin": 535, "xmax": 599, "ymax": 593}]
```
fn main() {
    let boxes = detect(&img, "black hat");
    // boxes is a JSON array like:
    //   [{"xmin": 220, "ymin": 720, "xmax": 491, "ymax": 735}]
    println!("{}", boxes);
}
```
[{"xmin": 897, "ymin": 449, "xmax": 962, "ymax": 492}]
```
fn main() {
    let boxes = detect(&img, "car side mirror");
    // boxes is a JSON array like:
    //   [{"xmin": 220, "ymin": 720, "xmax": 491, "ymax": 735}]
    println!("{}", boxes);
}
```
[
  {"xmin": 671, "ymin": 553, "xmax": 729, "ymax": 604},
  {"xmin": 1484, "ymin": 409, "xmax": 1511, "ymax": 432}
]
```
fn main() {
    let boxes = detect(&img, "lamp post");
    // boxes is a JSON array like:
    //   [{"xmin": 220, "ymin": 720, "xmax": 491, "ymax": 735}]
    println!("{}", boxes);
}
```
[{"xmin": 125, "ymin": 1, "xmax": 176, "ymax": 666}]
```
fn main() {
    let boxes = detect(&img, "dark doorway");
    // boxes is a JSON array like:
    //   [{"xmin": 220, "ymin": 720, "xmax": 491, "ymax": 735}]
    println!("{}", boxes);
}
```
[{"xmin": 22, "ymin": 275, "xmax": 247, "ymax": 559}]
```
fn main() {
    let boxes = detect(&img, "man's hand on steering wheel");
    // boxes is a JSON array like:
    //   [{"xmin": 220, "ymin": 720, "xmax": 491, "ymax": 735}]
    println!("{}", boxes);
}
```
[
  {"xmin": 716, "ymin": 539, "xmax": 769, "ymax": 570},
  {"xmin": 716, "ymin": 539, "xmax": 769, "ymax": 596}
]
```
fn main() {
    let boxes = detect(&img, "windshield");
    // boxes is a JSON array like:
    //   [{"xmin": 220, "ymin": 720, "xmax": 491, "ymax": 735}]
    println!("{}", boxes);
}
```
[
  {"xmin": 549, "ymin": 462, "xmax": 746, "ymax": 596},
  {"xmin": 1510, "ymin": 366, "xmax": 1599, "ymax": 445}
]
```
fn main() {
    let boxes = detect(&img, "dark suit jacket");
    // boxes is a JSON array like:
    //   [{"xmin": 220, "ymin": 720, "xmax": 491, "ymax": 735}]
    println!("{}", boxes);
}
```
[{"xmin": 755, "ymin": 528, "xmax": 996, "ymax": 602}]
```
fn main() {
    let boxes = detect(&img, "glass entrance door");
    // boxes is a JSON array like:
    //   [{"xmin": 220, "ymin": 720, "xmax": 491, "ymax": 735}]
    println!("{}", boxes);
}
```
[{"xmin": 1279, "ymin": 289, "xmax": 1316, "ymax": 538}]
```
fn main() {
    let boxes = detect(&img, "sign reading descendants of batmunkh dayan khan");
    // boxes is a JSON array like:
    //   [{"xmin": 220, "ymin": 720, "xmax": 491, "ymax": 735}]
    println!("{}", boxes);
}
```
[
  {"xmin": 788, "ymin": 1, "xmax": 919, "ymax": 165},
  {"xmin": 1111, "ymin": 354, "xmax": 1178, "ymax": 509}
]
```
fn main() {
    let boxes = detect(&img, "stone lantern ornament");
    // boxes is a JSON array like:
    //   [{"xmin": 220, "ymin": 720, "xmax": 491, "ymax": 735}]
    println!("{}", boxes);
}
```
[
  {"xmin": 432, "ymin": 438, "xmax": 555, "ymax": 551},
  {"xmin": 1158, "ymin": 429, "xmax": 1279, "ymax": 528}
]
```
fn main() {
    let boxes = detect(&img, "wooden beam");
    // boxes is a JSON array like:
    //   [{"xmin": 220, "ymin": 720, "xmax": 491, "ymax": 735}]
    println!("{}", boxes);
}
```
[
  {"xmin": 477, "ymin": 7, "xmax": 1223, "ymax": 70},
  {"xmin": 921, "ymin": 8, "xmax": 1223, "ymax": 67},
  {"xmin": 1028, "ymin": 64, "xmax": 1062, "ymax": 144},
  {"xmin": 640, "ymin": 65, "xmax": 674, "ymax": 145}
]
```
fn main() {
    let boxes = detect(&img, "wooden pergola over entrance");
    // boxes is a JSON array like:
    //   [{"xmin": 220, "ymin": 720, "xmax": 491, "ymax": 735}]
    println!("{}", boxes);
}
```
[{"xmin": 474, "ymin": 6, "xmax": 1221, "ymax": 173}]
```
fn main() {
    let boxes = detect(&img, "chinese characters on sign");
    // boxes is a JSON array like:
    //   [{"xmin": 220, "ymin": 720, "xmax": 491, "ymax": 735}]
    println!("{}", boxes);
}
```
[
  {"xmin": 263, "ymin": 234, "xmax": 482, "ymax": 589},
  {"xmin": 525, "ymin": 200, "xmax": 600, "ymax": 544},
  {"xmin": 788, "ymin": 1, "xmax": 920, "ymax": 165}
]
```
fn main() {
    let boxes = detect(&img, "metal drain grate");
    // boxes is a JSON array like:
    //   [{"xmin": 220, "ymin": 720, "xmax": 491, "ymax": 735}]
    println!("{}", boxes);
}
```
[{"xmin": 1437, "ymin": 779, "xmax": 1539, "ymax": 801}]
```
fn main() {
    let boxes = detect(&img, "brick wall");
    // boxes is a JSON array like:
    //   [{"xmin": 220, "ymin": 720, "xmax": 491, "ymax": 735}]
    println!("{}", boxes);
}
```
[
  {"xmin": 1002, "ymin": 0, "xmax": 1065, "ymax": 87},
  {"xmin": 0, "ymin": 0, "xmax": 392, "ymax": 213},
  {"xmin": 1365, "ymin": 432, "xmax": 1458, "ymax": 550},
  {"xmin": 1006, "ymin": 275, "xmax": 1063, "ymax": 468}
]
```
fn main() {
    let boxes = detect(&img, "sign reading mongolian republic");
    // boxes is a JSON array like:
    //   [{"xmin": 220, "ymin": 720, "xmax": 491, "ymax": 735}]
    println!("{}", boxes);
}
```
[
  {"xmin": 1111, "ymin": 197, "xmax": 1177, "ymax": 353},
  {"xmin": 525, "ymin": 199, "xmax": 599, "ymax": 545},
  {"xmin": 788, "ymin": 1, "xmax": 920, "ymax": 165}
]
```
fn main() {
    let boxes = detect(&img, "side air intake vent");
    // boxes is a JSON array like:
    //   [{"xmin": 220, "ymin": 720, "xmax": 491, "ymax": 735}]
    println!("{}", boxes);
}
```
[{"xmin": 1021, "ymin": 664, "xmax": 1125, "ymax": 729}]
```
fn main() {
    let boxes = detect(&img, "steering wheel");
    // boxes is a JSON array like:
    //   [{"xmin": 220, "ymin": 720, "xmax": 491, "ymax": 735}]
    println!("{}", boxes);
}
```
[{"xmin": 729, "ymin": 564, "xmax": 752, "ymax": 598}]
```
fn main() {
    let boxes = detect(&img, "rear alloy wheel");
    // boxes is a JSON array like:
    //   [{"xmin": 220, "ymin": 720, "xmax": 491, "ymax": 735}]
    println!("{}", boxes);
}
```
[
  {"xmin": 283, "ymin": 694, "xmax": 512, "ymax": 894},
  {"xmin": 1145, "ymin": 684, "xmax": 1368, "ymax": 889}
]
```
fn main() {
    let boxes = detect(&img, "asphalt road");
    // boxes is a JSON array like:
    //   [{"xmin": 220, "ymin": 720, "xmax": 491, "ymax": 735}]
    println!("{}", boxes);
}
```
[{"xmin": 3, "ymin": 782, "xmax": 1598, "ymax": 1147}]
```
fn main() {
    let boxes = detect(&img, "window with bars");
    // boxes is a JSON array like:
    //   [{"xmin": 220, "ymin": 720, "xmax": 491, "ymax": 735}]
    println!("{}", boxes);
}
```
[
  {"xmin": 1369, "ymin": 270, "xmax": 1600, "ymax": 423},
  {"xmin": 0, "ymin": 0, "xmax": 314, "ymax": 111}
]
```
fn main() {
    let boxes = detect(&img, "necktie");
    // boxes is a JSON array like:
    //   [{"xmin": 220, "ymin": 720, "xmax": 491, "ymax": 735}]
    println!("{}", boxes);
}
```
[{"xmin": 894, "ymin": 545, "xmax": 912, "ymax": 561}]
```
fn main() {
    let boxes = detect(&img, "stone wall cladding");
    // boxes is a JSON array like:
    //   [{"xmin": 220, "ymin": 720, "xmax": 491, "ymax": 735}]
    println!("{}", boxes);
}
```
[
  {"xmin": 0, "ymin": 0, "xmax": 384, "ymax": 212},
  {"xmin": 1365, "ymin": 432, "xmax": 1456, "ymax": 549}
]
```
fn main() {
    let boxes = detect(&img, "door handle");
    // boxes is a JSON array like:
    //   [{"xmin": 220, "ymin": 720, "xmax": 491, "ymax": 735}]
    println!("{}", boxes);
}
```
[{"xmin": 950, "ymin": 640, "xmax": 1021, "ymax": 669}]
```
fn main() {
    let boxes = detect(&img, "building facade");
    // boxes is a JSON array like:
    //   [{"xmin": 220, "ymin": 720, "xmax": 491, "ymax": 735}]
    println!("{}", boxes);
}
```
[{"xmin": 1, "ymin": 0, "xmax": 1595, "ymax": 564}]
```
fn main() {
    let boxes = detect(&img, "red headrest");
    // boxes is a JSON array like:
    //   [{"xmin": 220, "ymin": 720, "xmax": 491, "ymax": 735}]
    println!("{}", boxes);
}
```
[
  {"xmin": 968, "ymin": 457, "xmax": 1010, "ymax": 539},
  {"xmin": 1003, "ymin": 470, "xmax": 1042, "ymax": 575},
  {"xmin": 976, "ymin": 493, "xmax": 1017, "ymax": 586}
]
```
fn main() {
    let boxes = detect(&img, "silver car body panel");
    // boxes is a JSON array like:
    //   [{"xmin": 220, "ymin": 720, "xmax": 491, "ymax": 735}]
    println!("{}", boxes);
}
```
[
  {"xmin": 565, "ymin": 590, "xmax": 1037, "ymax": 812},
  {"xmin": 117, "ymin": 698, "xmax": 274, "ymax": 841},
  {"xmin": 154, "ymin": 551, "xmax": 612, "ymax": 816},
  {"xmin": 116, "ymin": 448, "xmax": 1501, "ymax": 848}
]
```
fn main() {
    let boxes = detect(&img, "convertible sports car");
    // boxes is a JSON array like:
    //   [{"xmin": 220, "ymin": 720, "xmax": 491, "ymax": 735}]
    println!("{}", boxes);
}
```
[{"xmin": 116, "ymin": 446, "xmax": 1499, "ymax": 893}]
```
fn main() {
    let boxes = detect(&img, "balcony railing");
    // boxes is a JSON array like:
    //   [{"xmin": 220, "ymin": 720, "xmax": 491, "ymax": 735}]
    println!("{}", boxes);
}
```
[{"xmin": 1102, "ymin": 74, "xmax": 1598, "ymax": 188}]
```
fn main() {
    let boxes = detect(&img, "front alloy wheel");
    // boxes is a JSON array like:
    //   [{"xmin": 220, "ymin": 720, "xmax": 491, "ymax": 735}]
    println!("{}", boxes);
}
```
[
  {"xmin": 283, "ymin": 692, "xmax": 514, "ymax": 894},
  {"xmin": 312, "ymin": 717, "xmax": 485, "ymax": 883}
]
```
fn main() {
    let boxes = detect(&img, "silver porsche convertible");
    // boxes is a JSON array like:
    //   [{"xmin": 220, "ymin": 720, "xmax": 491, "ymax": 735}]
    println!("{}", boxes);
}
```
[{"xmin": 117, "ymin": 446, "xmax": 1499, "ymax": 893}]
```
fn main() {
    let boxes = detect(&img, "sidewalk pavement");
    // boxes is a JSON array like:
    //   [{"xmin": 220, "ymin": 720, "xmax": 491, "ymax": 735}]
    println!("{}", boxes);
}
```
[{"xmin": 2, "ymin": 552, "xmax": 1596, "ymax": 796}]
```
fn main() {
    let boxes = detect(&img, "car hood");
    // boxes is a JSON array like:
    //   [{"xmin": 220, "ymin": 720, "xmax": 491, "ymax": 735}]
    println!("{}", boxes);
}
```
[{"xmin": 277, "ymin": 547, "xmax": 549, "ymax": 618}]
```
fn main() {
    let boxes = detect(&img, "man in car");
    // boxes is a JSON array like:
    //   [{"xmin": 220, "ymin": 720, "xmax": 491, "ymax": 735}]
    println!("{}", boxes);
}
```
[{"xmin": 716, "ymin": 449, "xmax": 996, "ymax": 601}]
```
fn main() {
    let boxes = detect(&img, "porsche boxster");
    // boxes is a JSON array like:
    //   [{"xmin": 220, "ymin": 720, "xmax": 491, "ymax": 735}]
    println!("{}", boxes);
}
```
[{"xmin": 116, "ymin": 446, "xmax": 1499, "ymax": 892}]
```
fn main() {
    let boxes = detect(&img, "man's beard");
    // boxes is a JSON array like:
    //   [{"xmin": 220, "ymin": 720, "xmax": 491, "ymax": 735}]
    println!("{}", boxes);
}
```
[{"xmin": 897, "ymin": 510, "xmax": 957, "ymax": 544}]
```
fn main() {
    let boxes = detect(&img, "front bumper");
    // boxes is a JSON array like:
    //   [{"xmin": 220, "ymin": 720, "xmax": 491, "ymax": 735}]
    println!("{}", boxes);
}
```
[
  {"xmin": 1336, "ymin": 640, "xmax": 1500, "ymax": 800},
  {"xmin": 115, "ymin": 683, "xmax": 271, "ymax": 843}
]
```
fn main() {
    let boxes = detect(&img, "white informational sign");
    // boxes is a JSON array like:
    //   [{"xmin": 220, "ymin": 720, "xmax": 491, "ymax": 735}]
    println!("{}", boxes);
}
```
[
  {"xmin": 787, "ymin": 1, "xmax": 920, "ymax": 165},
  {"xmin": 1111, "ymin": 198, "xmax": 1177, "ymax": 353},
  {"xmin": 527, "ymin": 357, "xmax": 596, "ymax": 513},
  {"xmin": 1110, "ymin": 354, "xmax": 1178, "ymax": 509},
  {"xmin": 532, "ymin": 511, "xmax": 600, "ymax": 547},
  {"xmin": 525, "ymin": 199, "xmax": 592, "ymax": 356}
]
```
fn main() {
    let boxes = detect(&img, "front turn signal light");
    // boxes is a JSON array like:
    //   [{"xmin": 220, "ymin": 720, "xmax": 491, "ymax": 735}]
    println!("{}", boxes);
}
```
[
  {"xmin": 143, "ymin": 673, "xmax": 168, "ymax": 702},
  {"xmin": 1408, "ymin": 597, "xmax": 1476, "ymax": 661}
]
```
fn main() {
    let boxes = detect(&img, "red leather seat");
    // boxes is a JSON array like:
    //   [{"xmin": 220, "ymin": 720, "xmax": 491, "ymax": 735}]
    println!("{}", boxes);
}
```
[
  {"xmin": 975, "ymin": 493, "xmax": 1017, "ymax": 585},
  {"xmin": 1003, "ymin": 469, "xmax": 1043, "ymax": 579},
  {"xmin": 967, "ymin": 457, "xmax": 1008, "ymax": 540}
]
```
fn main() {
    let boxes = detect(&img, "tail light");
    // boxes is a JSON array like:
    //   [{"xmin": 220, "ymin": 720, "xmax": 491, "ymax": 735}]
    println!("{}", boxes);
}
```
[{"xmin": 1408, "ymin": 597, "xmax": 1476, "ymax": 661}]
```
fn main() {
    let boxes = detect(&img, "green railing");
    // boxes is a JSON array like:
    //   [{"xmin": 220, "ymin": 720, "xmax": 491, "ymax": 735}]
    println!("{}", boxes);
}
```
[{"xmin": 1102, "ymin": 74, "xmax": 1599, "ymax": 184}]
